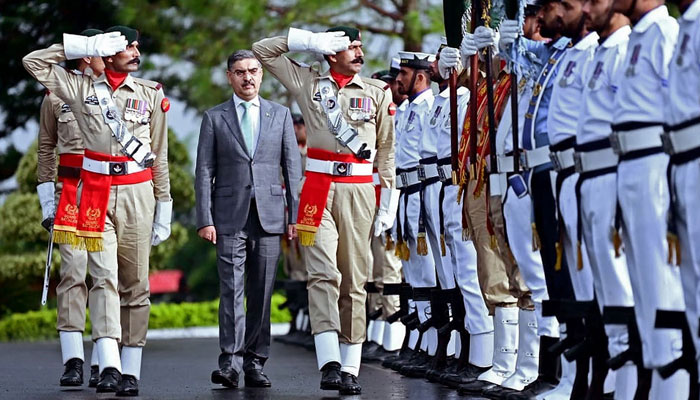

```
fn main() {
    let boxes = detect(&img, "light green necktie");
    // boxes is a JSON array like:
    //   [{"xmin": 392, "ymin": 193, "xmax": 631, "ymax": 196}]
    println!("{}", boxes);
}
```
[{"xmin": 240, "ymin": 101, "xmax": 254, "ymax": 155}]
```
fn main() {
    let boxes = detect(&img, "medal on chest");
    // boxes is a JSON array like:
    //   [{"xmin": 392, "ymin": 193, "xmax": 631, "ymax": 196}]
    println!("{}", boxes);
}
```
[
  {"xmin": 677, "ymin": 34, "xmax": 691, "ymax": 66},
  {"xmin": 124, "ymin": 98, "xmax": 150, "ymax": 124},
  {"xmin": 588, "ymin": 61, "xmax": 604, "ymax": 89},
  {"xmin": 406, "ymin": 110, "xmax": 417, "ymax": 131},
  {"xmin": 558, "ymin": 61, "xmax": 576, "ymax": 87},
  {"xmin": 626, "ymin": 44, "xmax": 641, "ymax": 77},
  {"xmin": 349, "ymin": 97, "xmax": 373, "ymax": 121},
  {"xmin": 429, "ymin": 105, "xmax": 443, "ymax": 127}
]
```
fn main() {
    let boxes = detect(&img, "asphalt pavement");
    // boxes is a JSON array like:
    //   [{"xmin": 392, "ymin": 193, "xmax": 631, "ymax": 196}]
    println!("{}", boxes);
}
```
[{"xmin": 0, "ymin": 337, "xmax": 479, "ymax": 399}]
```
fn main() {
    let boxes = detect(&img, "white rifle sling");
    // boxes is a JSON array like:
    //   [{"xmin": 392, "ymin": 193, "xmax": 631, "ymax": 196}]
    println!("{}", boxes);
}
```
[
  {"xmin": 318, "ymin": 77, "xmax": 376, "ymax": 160},
  {"xmin": 93, "ymin": 81, "xmax": 156, "ymax": 168}
]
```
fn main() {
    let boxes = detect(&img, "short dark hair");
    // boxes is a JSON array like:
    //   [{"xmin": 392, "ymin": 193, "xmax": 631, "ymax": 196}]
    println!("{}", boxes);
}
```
[{"xmin": 227, "ymin": 50, "xmax": 260, "ymax": 71}]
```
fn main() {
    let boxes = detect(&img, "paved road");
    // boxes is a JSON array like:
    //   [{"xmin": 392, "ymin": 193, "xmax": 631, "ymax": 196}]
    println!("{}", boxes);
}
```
[{"xmin": 0, "ymin": 338, "xmax": 479, "ymax": 399}]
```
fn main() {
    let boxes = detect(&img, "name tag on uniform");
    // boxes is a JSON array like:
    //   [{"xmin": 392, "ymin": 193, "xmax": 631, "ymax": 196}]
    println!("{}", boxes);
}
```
[{"xmin": 349, "ymin": 97, "xmax": 372, "ymax": 121}]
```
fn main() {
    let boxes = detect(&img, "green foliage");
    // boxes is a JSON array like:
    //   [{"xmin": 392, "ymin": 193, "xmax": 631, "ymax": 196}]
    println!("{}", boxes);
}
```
[
  {"xmin": 0, "ymin": 295, "xmax": 291, "ymax": 342},
  {"xmin": 15, "ymin": 141, "xmax": 39, "ymax": 194},
  {"xmin": 0, "ymin": 145, "xmax": 23, "ymax": 181},
  {"xmin": 149, "ymin": 222, "xmax": 189, "ymax": 270},
  {"xmin": 170, "ymin": 228, "xmax": 219, "ymax": 300},
  {"xmin": 0, "ymin": 192, "xmax": 45, "ymax": 249}
]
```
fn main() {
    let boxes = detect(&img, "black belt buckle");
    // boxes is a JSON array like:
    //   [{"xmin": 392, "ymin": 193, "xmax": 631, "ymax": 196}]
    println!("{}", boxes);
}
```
[
  {"xmin": 109, "ymin": 161, "xmax": 128, "ymax": 175},
  {"xmin": 660, "ymin": 132, "xmax": 675, "ymax": 155},
  {"xmin": 334, "ymin": 162, "xmax": 352, "ymax": 176},
  {"xmin": 416, "ymin": 165, "xmax": 426, "ymax": 181},
  {"xmin": 609, "ymin": 132, "xmax": 622, "ymax": 155},
  {"xmin": 573, "ymin": 152, "xmax": 584, "ymax": 173}
]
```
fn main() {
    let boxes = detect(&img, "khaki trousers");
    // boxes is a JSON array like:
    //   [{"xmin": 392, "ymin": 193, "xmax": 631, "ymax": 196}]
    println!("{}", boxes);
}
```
[
  {"xmin": 87, "ymin": 181, "xmax": 154, "ymax": 346},
  {"xmin": 368, "ymin": 233, "xmax": 402, "ymax": 318},
  {"xmin": 304, "ymin": 182, "xmax": 375, "ymax": 344},
  {"xmin": 462, "ymin": 180, "xmax": 532, "ymax": 313},
  {"xmin": 284, "ymin": 238, "xmax": 308, "ymax": 281}
]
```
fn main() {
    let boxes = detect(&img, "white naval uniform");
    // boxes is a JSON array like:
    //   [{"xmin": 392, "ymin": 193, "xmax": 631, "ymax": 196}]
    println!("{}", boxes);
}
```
[
  {"xmin": 395, "ymin": 89, "xmax": 437, "ymax": 353},
  {"xmin": 666, "ymin": 0, "xmax": 700, "ymax": 383},
  {"xmin": 434, "ymin": 85, "xmax": 495, "ymax": 366},
  {"xmin": 547, "ymin": 31, "xmax": 599, "ymax": 303},
  {"xmin": 611, "ymin": 5, "xmax": 688, "ymax": 395}
]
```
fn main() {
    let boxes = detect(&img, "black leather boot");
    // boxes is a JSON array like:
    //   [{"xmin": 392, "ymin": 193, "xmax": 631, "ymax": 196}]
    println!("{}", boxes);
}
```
[
  {"xmin": 96, "ymin": 367, "xmax": 121, "ymax": 393},
  {"xmin": 320, "ymin": 361, "xmax": 341, "ymax": 390},
  {"xmin": 116, "ymin": 374, "xmax": 139, "ymax": 396},
  {"xmin": 60, "ymin": 358, "xmax": 84, "ymax": 386}
]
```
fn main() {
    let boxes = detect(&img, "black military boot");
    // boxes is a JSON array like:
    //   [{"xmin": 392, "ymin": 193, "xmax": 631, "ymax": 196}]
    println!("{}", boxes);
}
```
[
  {"xmin": 116, "ymin": 374, "xmax": 139, "ymax": 396},
  {"xmin": 339, "ymin": 371, "xmax": 361, "ymax": 395},
  {"xmin": 320, "ymin": 361, "xmax": 342, "ymax": 390},
  {"xmin": 60, "ymin": 358, "xmax": 84, "ymax": 386},
  {"xmin": 96, "ymin": 367, "xmax": 121, "ymax": 393},
  {"xmin": 88, "ymin": 365, "xmax": 99, "ymax": 388}
]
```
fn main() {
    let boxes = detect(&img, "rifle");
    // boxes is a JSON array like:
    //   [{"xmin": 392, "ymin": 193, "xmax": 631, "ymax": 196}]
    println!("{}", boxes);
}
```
[
  {"xmin": 41, "ymin": 221, "xmax": 54, "ymax": 306},
  {"xmin": 504, "ymin": 0, "xmax": 522, "ymax": 173},
  {"xmin": 443, "ymin": 0, "xmax": 468, "ymax": 184}
]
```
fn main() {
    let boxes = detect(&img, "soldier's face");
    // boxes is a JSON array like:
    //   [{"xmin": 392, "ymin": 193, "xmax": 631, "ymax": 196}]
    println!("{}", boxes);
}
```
[
  {"xmin": 85, "ymin": 55, "xmax": 105, "ymax": 76},
  {"xmin": 227, "ymin": 58, "xmax": 263, "ymax": 101},
  {"xmin": 429, "ymin": 56, "xmax": 443, "ymax": 83},
  {"xmin": 538, "ymin": 2, "xmax": 565, "ymax": 38},
  {"xmin": 106, "ymin": 41, "xmax": 141, "ymax": 73},
  {"xmin": 561, "ymin": 0, "xmax": 586, "ymax": 37},
  {"xmin": 389, "ymin": 80, "xmax": 406, "ymax": 104},
  {"xmin": 583, "ymin": 0, "xmax": 615, "ymax": 32},
  {"xmin": 329, "ymin": 41, "xmax": 364, "ymax": 75},
  {"xmin": 523, "ymin": 14, "xmax": 542, "ymax": 39},
  {"xmin": 396, "ymin": 66, "xmax": 413, "ymax": 95},
  {"xmin": 612, "ymin": 0, "xmax": 634, "ymax": 15}
]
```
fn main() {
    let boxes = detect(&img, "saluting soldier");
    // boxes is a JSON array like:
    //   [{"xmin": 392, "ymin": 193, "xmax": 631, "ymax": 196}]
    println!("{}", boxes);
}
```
[
  {"xmin": 666, "ymin": 0, "xmax": 700, "ymax": 391},
  {"xmin": 23, "ymin": 25, "xmax": 172, "ymax": 396},
  {"xmin": 35, "ymin": 28, "xmax": 104, "ymax": 388},
  {"xmin": 253, "ymin": 26, "xmax": 397, "ymax": 395}
]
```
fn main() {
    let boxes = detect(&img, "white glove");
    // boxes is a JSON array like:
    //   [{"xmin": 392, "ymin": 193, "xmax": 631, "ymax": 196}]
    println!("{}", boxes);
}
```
[
  {"xmin": 499, "ymin": 19, "xmax": 521, "ymax": 48},
  {"xmin": 37, "ymin": 182, "xmax": 55, "ymax": 225},
  {"xmin": 438, "ymin": 46, "xmax": 462, "ymax": 79},
  {"xmin": 373, "ymin": 187, "xmax": 400, "ymax": 236},
  {"xmin": 287, "ymin": 27, "xmax": 350, "ymax": 55},
  {"xmin": 151, "ymin": 200, "xmax": 172, "ymax": 246},
  {"xmin": 63, "ymin": 32, "xmax": 128, "ymax": 60},
  {"xmin": 474, "ymin": 26, "xmax": 499, "ymax": 50}
]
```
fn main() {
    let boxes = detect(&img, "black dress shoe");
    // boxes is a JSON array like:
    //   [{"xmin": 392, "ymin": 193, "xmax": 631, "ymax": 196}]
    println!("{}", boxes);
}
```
[
  {"xmin": 96, "ymin": 367, "xmax": 121, "ymax": 393},
  {"xmin": 211, "ymin": 368, "xmax": 239, "ymax": 388},
  {"xmin": 116, "ymin": 374, "xmax": 139, "ymax": 396},
  {"xmin": 244, "ymin": 369, "xmax": 271, "ymax": 387},
  {"xmin": 320, "ymin": 362, "xmax": 342, "ymax": 390},
  {"xmin": 505, "ymin": 378, "xmax": 558, "ymax": 399},
  {"xmin": 88, "ymin": 366, "xmax": 99, "ymax": 388},
  {"xmin": 482, "ymin": 384, "xmax": 518, "ymax": 399},
  {"xmin": 339, "ymin": 372, "xmax": 361, "ymax": 395},
  {"xmin": 60, "ymin": 358, "xmax": 84, "ymax": 386},
  {"xmin": 457, "ymin": 379, "xmax": 498, "ymax": 395}
]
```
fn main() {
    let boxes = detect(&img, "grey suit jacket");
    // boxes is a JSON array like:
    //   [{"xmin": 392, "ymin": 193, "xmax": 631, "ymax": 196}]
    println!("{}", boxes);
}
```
[{"xmin": 195, "ymin": 97, "xmax": 302, "ymax": 235}]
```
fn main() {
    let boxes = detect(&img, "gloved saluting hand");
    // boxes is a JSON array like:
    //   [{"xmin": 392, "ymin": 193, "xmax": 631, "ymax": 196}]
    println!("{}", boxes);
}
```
[
  {"xmin": 63, "ymin": 31, "xmax": 128, "ymax": 60},
  {"xmin": 287, "ymin": 27, "xmax": 350, "ymax": 55}
]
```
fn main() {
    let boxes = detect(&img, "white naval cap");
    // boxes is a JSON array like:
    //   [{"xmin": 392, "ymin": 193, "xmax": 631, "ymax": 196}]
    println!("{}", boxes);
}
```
[{"xmin": 398, "ymin": 51, "xmax": 436, "ymax": 69}]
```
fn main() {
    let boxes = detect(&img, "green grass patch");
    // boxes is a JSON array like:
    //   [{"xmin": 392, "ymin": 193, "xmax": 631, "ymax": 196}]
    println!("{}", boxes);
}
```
[{"xmin": 0, "ymin": 294, "xmax": 290, "ymax": 342}]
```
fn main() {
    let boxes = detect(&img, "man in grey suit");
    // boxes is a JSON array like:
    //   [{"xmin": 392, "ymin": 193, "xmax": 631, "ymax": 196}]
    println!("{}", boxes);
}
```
[{"xmin": 195, "ymin": 50, "xmax": 302, "ymax": 389}]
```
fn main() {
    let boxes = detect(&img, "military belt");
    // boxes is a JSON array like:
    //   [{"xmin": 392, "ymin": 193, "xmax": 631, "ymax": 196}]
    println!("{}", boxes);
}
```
[
  {"xmin": 609, "ymin": 124, "xmax": 664, "ymax": 155},
  {"xmin": 305, "ymin": 157, "xmax": 373, "ymax": 177},
  {"xmin": 574, "ymin": 138, "xmax": 618, "ymax": 173},
  {"xmin": 417, "ymin": 156, "xmax": 439, "ymax": 182},
  {"xmin": 82, "ymin": 156, "xmax": 146, "ymax": 176},
  {"xmin": 662, "ymin": 120, "xmax": 700, "ymax": 155}
]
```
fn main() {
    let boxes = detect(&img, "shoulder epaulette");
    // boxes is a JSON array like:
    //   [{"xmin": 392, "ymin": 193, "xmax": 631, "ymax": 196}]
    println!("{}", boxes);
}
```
[
  {"xmin": 363, "ymin": 77, "xmax": 389, "ymax": 90},
  {"xmin": 132, "ymin": 77, "xmax": 161, "ymax": 90}
]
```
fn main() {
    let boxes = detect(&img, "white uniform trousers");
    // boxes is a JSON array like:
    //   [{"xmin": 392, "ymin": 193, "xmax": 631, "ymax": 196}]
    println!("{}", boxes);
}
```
[
  {"xmin": 423, "ymin": 182, "xmax": 456, "ymax": 289},
  {"xmin": 503, "ymin": 187, "xmax": 559, "ymax": 338},
  {"xmin": 442, "ymin": 184, "xmax": 493, "ymax": 335},
  {"xmin": 672, "ymin": 158, "xmax": 700, "ymax": 381},
  {"xmin": 617, "ymin": 153, "xmax": 685, "ymax": 368}
]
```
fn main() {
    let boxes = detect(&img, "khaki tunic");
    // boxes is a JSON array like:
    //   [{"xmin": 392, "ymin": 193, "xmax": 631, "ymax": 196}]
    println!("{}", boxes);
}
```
[
  {"xmin": 38, "ymin": 92, "xmax": 90, "ymax": 333},
  {"xmin": 24, "ymin": 44, "xmax": 171, "ymax": 346},
  {"xmin": 253, "ymin": 36, "xmax": 395, "ymax": 343}
]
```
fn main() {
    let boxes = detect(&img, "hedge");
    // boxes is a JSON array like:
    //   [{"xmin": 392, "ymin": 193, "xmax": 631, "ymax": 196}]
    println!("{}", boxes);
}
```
[{"xmin": 0, "ymin": 294, "xmax": 291, "ymax": 342}]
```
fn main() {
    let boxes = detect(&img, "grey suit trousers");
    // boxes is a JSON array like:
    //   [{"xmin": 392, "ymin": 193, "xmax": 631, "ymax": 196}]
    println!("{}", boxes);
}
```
[{"xmin": 217, "ymin": 199, "xmax": 280, "ymax": 372}]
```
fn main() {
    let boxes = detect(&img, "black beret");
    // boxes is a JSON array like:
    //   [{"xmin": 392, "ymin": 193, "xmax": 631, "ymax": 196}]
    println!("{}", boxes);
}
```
[
  {"xmin": 80, "ymin": 28, "xmax": 103, "ymax": 37},
  {"xmin": 105, "ymin": 25, "xmax": 139, "ymax": 44},
  {"xmin": 326, "ymin": 26, "xmax": 361, "ymax": 42}
]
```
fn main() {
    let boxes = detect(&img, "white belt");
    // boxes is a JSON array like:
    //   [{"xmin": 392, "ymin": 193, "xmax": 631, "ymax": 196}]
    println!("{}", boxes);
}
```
[
  {"xmin": 417, "ymin": 163, "xmax": 439, "ymax": 181},
  {"xmin": 305, "ymin": 158, "xmax": 373, "ymax": 176},
  {"xmin": 372, "ymin": 172, "xmax": 380, "ymax": 186},
  {"xmin": 521, "ymin": 147, "xmax": 551, "ymax": 169},
  {"xmin": 549, "ymin": 148, "xmax": 575, "ymax": 171},
  {"xmin": 82, "ymin": 157, "xmax": 145, "ymax": 175},
  {"xmin": 574, "ymin": 147, "xmax": 618, "ymax": 173},
  {"xmin": 489, "ymin": 173, "xmax": 508, "ymax": 197},
  {"xmin": 663, "ymin": 124, "xmax": 700, "ymax": 154},
  {"xmin": 497, "ymin": 155, "xmax": 516, "ymax": 173},
  {"xmin": 397, "ymin": 170, "xmax": 420, "ymax": 189},
  {"xmin": 437, "ymin": 164, "xmax": 452, "ymax": 181},
  {"xmin": 610, "ymin": 126, "xmax": 663, "ymax": 155}
]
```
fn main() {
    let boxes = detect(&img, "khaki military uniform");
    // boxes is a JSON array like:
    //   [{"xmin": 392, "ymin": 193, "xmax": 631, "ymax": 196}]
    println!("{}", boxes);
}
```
[
  {"xmin": 24, "ymin": 44, "xmax": 170, "ymax": 347},
  {"xmin": 253, "ymin": 37, "xmax": 395, "ymax": 344},
  {"xmin": 37, "ymin": 92, "xmax": 89, "ymax": 333}
]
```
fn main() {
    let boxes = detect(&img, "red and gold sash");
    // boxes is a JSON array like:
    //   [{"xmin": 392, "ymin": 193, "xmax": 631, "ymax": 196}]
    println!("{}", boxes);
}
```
[
  {"xmin": 75, "ymin": 150, "xmax": 152, "ymax": 251},
  {"xmin": 297, "ymin": 148, "xmax": 373, "ymax": 246},
  {"xmin": 53, "ymin": 154, "xmax": 83, "ymax": 245}
]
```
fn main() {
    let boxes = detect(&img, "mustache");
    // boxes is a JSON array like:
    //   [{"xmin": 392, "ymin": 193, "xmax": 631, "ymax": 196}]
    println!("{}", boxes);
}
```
[
  {"xmin": 128, "ymin": 57, "xmax": 141, "ymax": 65},
  {"xmin": 351, "ymin": 57, "xmax": 364, "ymax": 64},
  {"xmin": 241, "ymin": 80, "xmax": 256, "ymax": 86}
]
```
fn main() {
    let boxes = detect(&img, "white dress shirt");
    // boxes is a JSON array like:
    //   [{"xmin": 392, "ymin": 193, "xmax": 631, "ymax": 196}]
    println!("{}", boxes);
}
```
[
  {"xmin": 435, "ymin": 86, "xmax": 470, "ymax": 159},
  {"xmin": 666, "ymin": 0, "xmax": 700, "ymax": 127},
  {"xmin": 577, "ymin": 25, "xmax": 632, "ymax": 144},
  {"xmin": 547, "ymin": 31, "xmax": 599, "ymax": 145},
  {"xmin": 233, "ymin": 93, "xmax": 261, "ymax": 155},
  {"xmin": 612, "ymin": 5, "xmax": 679, "ymax": 126},
  {"xmin": 396, "ymin": 89, "xmax": 435, "ymax": 169}
]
